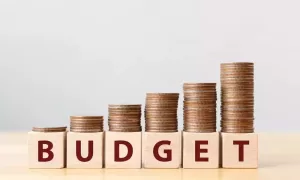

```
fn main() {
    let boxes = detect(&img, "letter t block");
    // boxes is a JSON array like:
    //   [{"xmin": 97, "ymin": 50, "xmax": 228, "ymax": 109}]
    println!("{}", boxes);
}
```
[
  {"xmin": 28, "ymin": 131, "xmax": 66, "ymax": 168},
  {"xmin": 105, "ymin": 131, "xmax": 142, "ymax": 168},
  {"xmin": 222, "ymin": 133, "xmax": 258, "ymax": 168}
]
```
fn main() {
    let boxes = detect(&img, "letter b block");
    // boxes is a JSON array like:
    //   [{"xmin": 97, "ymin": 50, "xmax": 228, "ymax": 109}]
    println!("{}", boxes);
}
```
[
  {"xmin": 143, "ymin": 132, "xmax": 181, "ymax": 168},
  {"xmin": 183, "ymin": 132, "xmax": 220, "ymax": 168},
  {"xmin": 105, "ymin": 131, "xmax": 142, "ymax": 168},
  {"xmin": 28, "ymin": 131, "xmax": 66, "ymax": 168},
  {"xmin": 67, "ymin": 132, "xmax": 104, "ymax": 168},
  {"xmin": 222, "ymin": 133, "xmax": 258, "ymax": 168}
]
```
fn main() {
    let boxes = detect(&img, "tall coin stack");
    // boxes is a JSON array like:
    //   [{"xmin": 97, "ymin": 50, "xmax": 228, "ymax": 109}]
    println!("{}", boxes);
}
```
[
  {"xmin": 145, "ymin": 93, "xmax": 179, "ymax": 132},
  {"xmin": 183, "ymin": 83, "xmax": 217, "ymax": 132},
  {"xmin": 70, "ymin": 116, "xmax": 104, "ymax": 132},
  {"xmin": 108, "ymin": 104, "xmax": 142, "ymax": 132},
  {"xmin": 220, "ymin": 62, "xmax": 254, "ymax": 133}
]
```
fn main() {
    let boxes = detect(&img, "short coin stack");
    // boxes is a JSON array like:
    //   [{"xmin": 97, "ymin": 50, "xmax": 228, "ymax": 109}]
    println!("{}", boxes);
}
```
[
  {"xmin": 108, "ymin": 104, "xmax": 142, "ymax": 132},
  {"xmin": 183, "ymin": 83, "xmax": 217, "ymax": 132},
  {"xmin": 32, "ymin": 126, "xmax": 67, "ymax": 132},
  {"xmin": 70, "ymin": 116, "xmax": 104, "ymax": 133},
  {"xmin": 145, "ymin": 93, "xmax": 179, "ymax": 132},
  {"xmin": 220, "ymin": 62, "xmax": 254, "ymax": 133}
]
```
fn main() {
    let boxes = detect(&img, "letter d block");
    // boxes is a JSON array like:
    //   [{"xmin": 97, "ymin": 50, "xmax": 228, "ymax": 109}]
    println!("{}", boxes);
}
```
[
  {"xmin": 222, "ymin": 133, "xmax": 258, "ymax": 168},
  {"xmin": 67, "ymin": 132, "xmax": 104, "ymax": 168},
  {"xmin": 28, "ymin": 131, "xmax": 66, "ymax": 168},
  {"xmin": 105, "ymin": 131, "xmax": 142, "ymax": 168},
  {"xmin": 183, "ymin": 132, "xmax": 220, "ymax": 168},
  {"xmin": 143, "ymin": 132, "xmax": 181, "ymax": 168}
]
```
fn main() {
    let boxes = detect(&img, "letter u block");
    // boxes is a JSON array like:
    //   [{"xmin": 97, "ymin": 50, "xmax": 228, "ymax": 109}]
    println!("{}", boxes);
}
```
[
  {"xmin": 105, "ymin": 131, "xmax": 142, "ymax": 168},
  {"xmin": 183, "ymin": 132, "xmax": 220, "ymax": 168},
  {"xmin": 143, "ymin": 132, "xmax": 181, "ymax": 168},
  {"xmin": 67, "ymin": 132, "xmax": 104, "ymax": 168},
  {"xmin": 222, "ymin": 133, "xmax": 258, "ymax": 168},
  {"xmin": 28, "ymin": 131, "xmax": 66, "ymax": 168}
]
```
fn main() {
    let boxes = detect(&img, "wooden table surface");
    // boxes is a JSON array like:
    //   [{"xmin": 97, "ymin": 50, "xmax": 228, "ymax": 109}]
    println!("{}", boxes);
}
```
[{"xmin": 0, "ymin": 132, "xmax": 299, "ymax": 180}]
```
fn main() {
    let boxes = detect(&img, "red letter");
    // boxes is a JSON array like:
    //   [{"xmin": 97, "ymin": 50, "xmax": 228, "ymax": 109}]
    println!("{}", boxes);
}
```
[
  {"xmin": 76, "ymin": 141, "xmax": 93, "ymax": 162},
  {"xmin": 153, "ymin": 140, "xmax": 172, "ymax": 162},
  {"xmin": 114, "ymin": 141, "xmax": 133, "ymax": 162},
  {"xmin": 233, "ymin": 140, "xmax": 250, "ymax": 162},
  {"xmin": 195, "ymin": 140, "xmax": 209, "ymax": 162},
  {"xmin": 38, "ymin": 140, "xmax": 54, "ymax": 162}
]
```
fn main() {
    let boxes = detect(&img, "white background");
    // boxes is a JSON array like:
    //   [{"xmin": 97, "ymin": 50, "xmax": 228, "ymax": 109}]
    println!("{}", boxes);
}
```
[{"xmin": 0, "ymin": 0, "xmax": 298, "ymax": 132}]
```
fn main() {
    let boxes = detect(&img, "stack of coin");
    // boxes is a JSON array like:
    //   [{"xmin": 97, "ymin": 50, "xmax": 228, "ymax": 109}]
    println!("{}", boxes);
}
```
[
  {"xmin": 220, "ymin": 62, "xmax": 254, "ymax": 133},
  {"xmin": 183, "ymin": 83, "xmax": 217, "ymax": 132},
  {"xmin": 108, "ymin": 104, "xmax": 142, "ymax": 132},
  {"xmin": 70, "ymin": 116, "xmax": 104, "ymax": 133},
  {"xmin": 145, "ymin": 93, "xmax": 179, "ymax": 132},
  {"xmin": 32, "ymin": 126, "xmax": 67, "ymax": 132}
]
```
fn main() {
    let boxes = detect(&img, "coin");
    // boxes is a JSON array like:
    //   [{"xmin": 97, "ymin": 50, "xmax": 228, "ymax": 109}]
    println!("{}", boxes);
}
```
[
  {"xmin": 108, "ymin": 104, "xmax": 141, "ymax": 108},
  {"xmin": 146, "ymin": 93, "xmax": 179, "ymax": 97},
  {"xmin": 146, "ymin": 122, "xmax": 178, "ymax": 126},
  {"xmin": 144, "ymin": 117, "xmax": 178, "ymax": 121},
  {"xmin": 109, "ymin": 126, "xmax": 142, "ymax": 132},
  {"xmin": 70, "ymin": 128, "xmax": 103, "ymax": 133},
  {"xmin": 145, "ymin": 129, "xmax": 178, "ymax": 133},
  {"xmin": 184, "ymin": 128, "xmax": 216, "ymax": 133},
  {"xmin": 32, "ymin": 126, "xmax": 67, "ymax": 132},
  {"xmin": 70, "ymin": 116, "xmax": 103, "ymax": 120}
]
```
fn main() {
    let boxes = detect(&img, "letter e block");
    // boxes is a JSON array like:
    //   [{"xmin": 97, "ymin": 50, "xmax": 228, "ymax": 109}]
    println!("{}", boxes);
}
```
[
  {"xmin": 143, "ymin": 132, "xmax": 181, "ymax": 168},
  {"xmin": 183, "ymin": 132, "xmax": 219, "ymax": 168},
  {"xmin": 28, "ymin": 131, "xmax": 66, "ymax": 168},
  {"xmin": 105, "ymin": 131, "xmax": 142, "ymax": 168},
  {"xmin": 222, "ymin": 133, "xmax": 258, "ymax": 168},
  {"xmin": 67, "ymin": 132, "xmax": 104, "ymax": 168}
]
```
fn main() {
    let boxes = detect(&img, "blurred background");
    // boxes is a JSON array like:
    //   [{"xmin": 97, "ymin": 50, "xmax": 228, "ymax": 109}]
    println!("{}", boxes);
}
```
[{"xmin": 0, "ymin": 0, "xmax": 297, "ymax": 132}]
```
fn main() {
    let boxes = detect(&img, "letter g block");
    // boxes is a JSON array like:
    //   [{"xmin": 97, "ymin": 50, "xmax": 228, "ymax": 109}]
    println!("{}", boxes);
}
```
[
  {"xmin": 28, "ymin": 131, "xmax": 66, "ymax": 168},
  {"xmin": 143, "ymin": 132, "xmax": 182, "ymax": 168}
]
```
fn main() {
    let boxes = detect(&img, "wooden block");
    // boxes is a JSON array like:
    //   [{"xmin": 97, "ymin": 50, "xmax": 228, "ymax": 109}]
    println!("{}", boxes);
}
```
[
  {"xmin": 183, "ymin": 132, "xmax": 219, "ymax": 168},
  {"xmin": 105, "ymin": 131, "xmax": 142, "ymax": 168},
  {"xmin": 67, "ymin": 132, "xmax": 104, "ymax": 168},
  {"xmin": 143, "ymin": 132, "xmax": 181, "ymax": 168},
  {"xmin": 222, "ymin": 133, "xmax": 258, "ymax": 168},
  {"xmin": 28, "ymin": 131, "xmax": 66, "ymax": 168}
]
